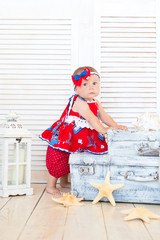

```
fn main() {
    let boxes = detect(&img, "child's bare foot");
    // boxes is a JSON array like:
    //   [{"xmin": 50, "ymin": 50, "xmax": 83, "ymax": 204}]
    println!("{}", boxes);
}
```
[
  {"xmin": 60, "ymin": 182, "xmax": 71, "ymax": 188},
  {"xmin": 60, "ymin": 175, "xmax": 71, "ymax": 188},
  {"xmin": 46, "ymin": 186, "xmax": 63, "ymax": 196}
]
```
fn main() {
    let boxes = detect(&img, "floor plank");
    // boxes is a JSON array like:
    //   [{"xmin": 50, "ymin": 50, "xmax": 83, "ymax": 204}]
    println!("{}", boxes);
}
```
[
  {"xmin": 0, "ymin": 184, "xmax": 45, "ymax": 240},
  {"xmin": 0, "ymin": 196, "xmax": 11, "ymax": 209},
  {"xmin": 135, "ymin": 203, "xmax": 160, "ymax": 240},
  {"xmin": 63, "ymin": 201, "xmax": 107, "ymax": 240},
  {"xmin": 19, "ymin": 190, "xmax": 68, "ymax": 240},
  {"xmin": 102, "ymin": 202, "xmax": 152, "ymax": 240}
]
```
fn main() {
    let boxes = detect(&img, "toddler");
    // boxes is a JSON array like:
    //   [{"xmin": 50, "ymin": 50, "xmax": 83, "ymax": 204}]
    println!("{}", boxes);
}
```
[{"xmin": 40, "ymin": 66, "xmax": 128, "ymax": 196}]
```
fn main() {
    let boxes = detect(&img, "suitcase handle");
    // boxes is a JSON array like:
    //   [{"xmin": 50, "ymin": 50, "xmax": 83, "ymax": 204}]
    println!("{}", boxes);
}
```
[{"xmin": 119, "ymin": 171, "xmax": 159, "ymax": 182}]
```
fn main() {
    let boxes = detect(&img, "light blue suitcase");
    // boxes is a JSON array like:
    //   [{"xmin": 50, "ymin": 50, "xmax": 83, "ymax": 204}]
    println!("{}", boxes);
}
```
[{"xmin": 69, "ymin": 130, "xmax": 160, "ymax": 204}]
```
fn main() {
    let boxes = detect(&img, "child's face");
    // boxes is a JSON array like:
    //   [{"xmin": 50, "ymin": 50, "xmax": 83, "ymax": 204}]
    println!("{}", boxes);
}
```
[{"xmin": 75, "ymin": 74, "xmax": 100, "ymax": 101}]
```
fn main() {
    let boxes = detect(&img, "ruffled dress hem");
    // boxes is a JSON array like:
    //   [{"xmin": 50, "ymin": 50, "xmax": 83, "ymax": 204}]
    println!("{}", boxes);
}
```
[{"xmin": 39, "ymin": 135, "xmax": 108, "ymax": 155}]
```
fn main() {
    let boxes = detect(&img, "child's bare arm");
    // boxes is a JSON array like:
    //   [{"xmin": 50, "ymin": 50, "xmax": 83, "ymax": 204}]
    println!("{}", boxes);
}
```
[
  {"xmin": 97, "ymin": 100, "xmax": 128, "ymax": 130},
  {"xmin": 73, "ymin": 98, "xmax": 114, "ymax": 134}
]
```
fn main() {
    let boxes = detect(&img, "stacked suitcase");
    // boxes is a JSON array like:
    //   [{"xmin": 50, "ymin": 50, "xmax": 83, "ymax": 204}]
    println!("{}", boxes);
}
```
[{"xmin": 69, "ymin": 130, "xmax": 160, "ymax": 204}]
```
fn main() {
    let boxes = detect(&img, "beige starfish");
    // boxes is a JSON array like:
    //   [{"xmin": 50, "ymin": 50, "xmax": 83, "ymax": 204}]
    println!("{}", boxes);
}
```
[
  {"xmin": 52, "ymin": 192, "xmax": 84, "ymax": 207},
  {"xmin": 121, "ymin": 207, "xmax": 160, "ymax": 223},
  {"xmin": 90, "ymin": 170, "xmax": 124, "ymax": 206}
]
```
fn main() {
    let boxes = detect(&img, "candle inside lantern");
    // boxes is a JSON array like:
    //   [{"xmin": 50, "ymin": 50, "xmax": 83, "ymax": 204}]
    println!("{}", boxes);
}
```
[
  {"xmin": 11, "ymin": 143, "xmax": 26, "ymax": 185},
  {"xmin": 9, "ymin": 143, "xmax": 17, "ymax": 185},
  {"xmin": 19, "ymin": 146, "xmax": 25, "ymax": 184}
]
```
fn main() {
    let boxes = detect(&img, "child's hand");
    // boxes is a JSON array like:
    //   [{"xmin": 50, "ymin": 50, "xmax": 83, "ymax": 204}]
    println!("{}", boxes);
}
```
[
  {"xmin": 115, "ymin": 125, "xmax": 128, "ymax": 131},
  {"xmin": 102, "ymin": 125, "xmax": 128, "ymax": 135},
  {"xmin": 105, "ymin": 126, "xmax": 119, "ymax": 132},
  {"xmin": 105, "ymin": 125, "xmax": 128, "ymax": 132}
]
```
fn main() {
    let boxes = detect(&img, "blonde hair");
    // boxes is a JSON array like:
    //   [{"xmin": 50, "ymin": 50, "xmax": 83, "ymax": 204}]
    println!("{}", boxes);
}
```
[{"xmin": 73, "ymin": 66, "xmax": 98, "ymax": 75}]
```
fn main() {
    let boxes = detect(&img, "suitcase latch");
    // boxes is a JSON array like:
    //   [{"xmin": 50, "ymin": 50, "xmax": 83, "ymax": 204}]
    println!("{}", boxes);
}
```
[{"xmin": 79, "ymin": 166, "xmax": 94, "ymax": 175}]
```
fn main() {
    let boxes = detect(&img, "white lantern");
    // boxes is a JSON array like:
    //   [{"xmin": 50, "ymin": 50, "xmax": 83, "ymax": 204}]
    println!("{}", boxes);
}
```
[{"xmin": 0, "ymin": 112, "xmax": 33, "ymax": 197}]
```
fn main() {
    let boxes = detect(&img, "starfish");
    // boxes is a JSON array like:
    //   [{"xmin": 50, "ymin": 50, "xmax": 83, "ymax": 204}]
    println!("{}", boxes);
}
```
[
  {"xmin": 52, "ymin": 192, "xmax": 84, "ymax": 207},
  {"xmin": 121, "ymin": 207, "xmax": 160, "ymax": 223},
  {"xmin": 90, "ymin": 170, "xmax": 124, "ymax": 206}
]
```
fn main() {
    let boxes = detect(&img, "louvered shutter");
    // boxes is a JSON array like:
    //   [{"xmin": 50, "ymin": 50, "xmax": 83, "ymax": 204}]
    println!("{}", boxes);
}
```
[
  {"xmin": 0, "ymin": 1, "xmax": 73, "ymax": 182},
  {"xmin": 94, "ymin": 0, "xmax": 157, "ymax": 128}
]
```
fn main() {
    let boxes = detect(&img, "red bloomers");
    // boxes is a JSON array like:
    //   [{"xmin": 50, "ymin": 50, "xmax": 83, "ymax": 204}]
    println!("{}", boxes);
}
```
[{"xmin": 46, "ymin": 146, "xmax": 70, "ymax": 178}]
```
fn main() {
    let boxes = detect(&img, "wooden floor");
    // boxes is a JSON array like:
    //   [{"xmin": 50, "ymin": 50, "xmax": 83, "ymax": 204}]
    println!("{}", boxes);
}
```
[{"xmin": 0, "ymin": 184, "xmax": 160, "ymax": 240}]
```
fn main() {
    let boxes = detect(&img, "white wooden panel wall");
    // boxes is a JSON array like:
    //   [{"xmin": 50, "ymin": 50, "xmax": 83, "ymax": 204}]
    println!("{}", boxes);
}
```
[
  {"xmin": 100, "ymin": 16, "xmax": 156, "ymax": 127},
  {"xmin": 0, "ymin": 18, "xmax": 72, "ymax": 182},
  {"xmin": 0, "ymin": 0, "xmax": 73, "ymax": 182},
  {"xmin": 94, "ymin": 0, "xmax": 157, "ymax": 128}
]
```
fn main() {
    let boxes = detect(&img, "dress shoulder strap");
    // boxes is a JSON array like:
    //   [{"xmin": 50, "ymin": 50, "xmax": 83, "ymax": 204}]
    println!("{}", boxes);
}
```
[
  {"xmin": 67, "ymin": 94, "xmax": 79, "ymax": 116},
  {"xmin": 77, "ymin": 95, "xmax": 87, "ymax": 102}
]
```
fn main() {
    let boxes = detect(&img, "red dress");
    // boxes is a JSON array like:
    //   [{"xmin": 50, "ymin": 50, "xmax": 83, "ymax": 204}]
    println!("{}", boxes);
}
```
[{"xmin": 40, "ymin": 94, "xmax": 108, "ymax": 155}]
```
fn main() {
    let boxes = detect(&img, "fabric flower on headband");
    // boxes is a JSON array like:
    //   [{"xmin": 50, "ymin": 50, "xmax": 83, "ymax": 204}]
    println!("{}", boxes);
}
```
[{"xmin": 72, "ymin": 67, "xmax": 90, "ymax": 86}]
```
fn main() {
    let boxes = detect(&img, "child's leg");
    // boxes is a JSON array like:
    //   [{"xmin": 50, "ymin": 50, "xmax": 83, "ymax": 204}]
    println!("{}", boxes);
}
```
[
  {"xmin": 45, "ymin": 146, "xmax": 70, "ymax": 195},
  {"xmin": 60, "ymin": 174, "xmax": 71, "ymax": 188},
  {"xmin": 46, "ymin": 174, "xmax": 62, "ymax": 195}
]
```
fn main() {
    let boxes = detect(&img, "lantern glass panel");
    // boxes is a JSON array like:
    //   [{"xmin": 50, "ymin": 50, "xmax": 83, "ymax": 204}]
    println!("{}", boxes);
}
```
[
  {"xmin": 8, "ymin": 164, "xmax": 27, "ymax": 185},
  {"xmin": 19, "ymin": 142, "xmax": 27, "ymax": 163},
  {"xmin": 19, "ymin": 164, "xmax": 26, "ymax": 184},
  {"xmin": 8, "ymin": 140, "xmax": 27, "ymax": 164},
  {"xmin": 7, "ymin": 141, "xmax": 27, "ymax": 185},
  {"xmin": 8, "ymin": 143, "xmax": 16, "ymax": 163},
  {"xmin": 8, "ymin": 165, "xmax": 17, "ymax": 185},
  {"xmin": 18, "ymin": 142, "xmax": 27, "ymax": 184}
]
